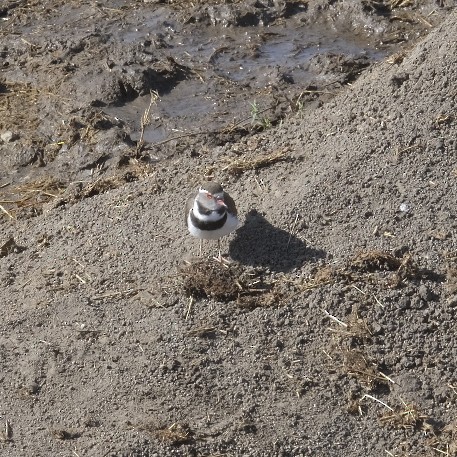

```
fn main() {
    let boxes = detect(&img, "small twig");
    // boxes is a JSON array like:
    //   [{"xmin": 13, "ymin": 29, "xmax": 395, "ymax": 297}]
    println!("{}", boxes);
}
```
[
  {"xmin": 431, "ymin": 446, "xmax": 450, "ymax": 456},
  {"xmin": 74, "ymin": 274, "xmax": 87, "ymax": 284},
  {"xmin": 351, "ymin": 284, "xmax": 366, "ymax": 294},
  {"xmin": 221, "ymin": 149, "xmax": 288, "ymax": 175},
  {"xmin": 0, "ymin": 204, "xmax": 14, "ymax": 218},
  {"xmin": 372, "ymin": 294, "xmax": 384, "ymax": 308},
  {"xmin": 360, "ymin": 394, "xmax": 394, "ymax": 411},
  {"xmin": 136, "ymin": 90, "xmax": 159, "ymax": 155},
  {"xmin": 187, "ymin": 326, "xmax": 216, "ymax": 337},
  {"xmin": 185, "ymin": 296, "xmax": 193, "ymax": 320},
  {"xmin": 0, "ymin": 419, "xmax": 13, "ymax": 442},
  {"xmin": 91, "ymin": 289, "xmax": 138, "ymax": 300},
  {"xmin": 253, "ymin": 176, "xmax": 265, "ymax": 192},
  {"xmin": 379, "ymin": 372, "xmax": 396, "ymax": 384},
  {"xmin": 396, "ymin": 144, "xmax": 421, "ymax": 156},
  {"xmin": 72, "ymin": 258, "xmax": 92, "ymax": 281},
  {"xmin": 323, "ymin": 309, "xmax": 348, "ymax": 327},
  {"xmin": 417, "ymin": 15, "xmax": 433, "ymax": 27},
  {"xmin": 26, "ymin": 189, "xmax": 58, "ymax": 198},
  {"xmin": 287, "ymin": 213, "xmax": 300, "ymax": 250},
  {"xmin": 72, "ymin": 258, "xmax": 86, "ymax": 268},
  {"xmin": 322, "ymin": 350, "xmax": 333, "ymax": 360},
  {"xmin": 21, "ymin": 278, "xmax": 33, "ymax": 288},
  {"xmin": 20, "ymin": 37, "xmax": 35, "ymax": 47}
]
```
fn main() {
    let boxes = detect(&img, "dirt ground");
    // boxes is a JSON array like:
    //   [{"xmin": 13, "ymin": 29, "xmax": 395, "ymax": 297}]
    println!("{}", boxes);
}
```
[{"xmin": 1, "ymin": 1, "xmax": 457, "ymax": 456}]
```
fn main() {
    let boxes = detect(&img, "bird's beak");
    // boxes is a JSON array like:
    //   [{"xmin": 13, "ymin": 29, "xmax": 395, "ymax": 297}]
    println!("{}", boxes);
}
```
[{"xmin": 216, "ymin": 198, "xmax": 227, "ymax": 207}]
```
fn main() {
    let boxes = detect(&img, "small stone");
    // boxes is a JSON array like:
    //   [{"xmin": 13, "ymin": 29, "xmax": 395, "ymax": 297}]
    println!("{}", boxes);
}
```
[
  {"xmin": 398, "ymin": 297, "xmax": 410, "ymax": 309},
  {"xmin": 447, "ymin": 295, "xmax": 457, "ymax": 308},
  {"xmin": 418, "ymin": 284, "xmax": 434, "ymax": 301},
  {"xmin": 430, "ymin": 137, "xmax": 444, "ymax": 150},
  {"xmin": 371, "ymin": 323, "xmax": 382, "ymax": 335},
  {"xmin": 1, "ymin": 131, "xmax": 19, "ymax": 143},
  {"xmin": 399, "ymin": 202, "xmax": 410, "ymax": 212}
]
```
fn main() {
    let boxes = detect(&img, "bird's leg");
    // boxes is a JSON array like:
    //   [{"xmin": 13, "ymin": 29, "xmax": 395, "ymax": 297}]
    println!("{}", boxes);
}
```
[
  {"xmin": 213, "ymin": 239, "xmax": 231, "ymax": 265},
  {"xmin": 212, "ymin": 239, "xmax": 223, "ymax": 264}
]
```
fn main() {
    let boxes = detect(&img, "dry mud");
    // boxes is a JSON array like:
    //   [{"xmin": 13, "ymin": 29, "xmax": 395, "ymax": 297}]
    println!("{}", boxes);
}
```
[{"xmin": 1, "ymin": 1, "xmax": 457, "ymax": 457}]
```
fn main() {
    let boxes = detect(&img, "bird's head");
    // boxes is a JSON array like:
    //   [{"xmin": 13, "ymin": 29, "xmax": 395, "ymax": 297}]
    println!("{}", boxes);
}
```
[{"xmin": 197, "ymin": 182, "xmax": 227, "ymax": 212}]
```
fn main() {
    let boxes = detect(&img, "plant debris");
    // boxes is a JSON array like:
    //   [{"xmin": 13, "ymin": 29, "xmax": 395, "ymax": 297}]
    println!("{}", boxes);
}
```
[
  {"xmin": 350, "ymin": 250, "xmax": 420, "ymax": 285},
  {"xmin": 149, "ymin": 423, "xmax": 193, "ymax": 445},
  {"xmin": 221, "ymin": 149, "xmax": 288, "ymax": 175},
  {"xmin": 0, "ymin": 162, "xmax": 157, "ymax": 217},
  {"xmin": 428, "ymin": 419, "xmax": 457, "ymax": 456},
  {"xmin": 297, "ymin": 250, "xmax": 422, "ymax": 292},
  {"xmin": 343, "ymin": 349, "xmax": 388, "ymax": 390},
  {"xmin": 0, "ymin": 420, "xmax": 13, "ymax": 442},
  {"xmin": 0, "ymin": 177, "xmax": 66, "ymax": 217},
  {"xmin": 379, "ymin": 402, "xmax": 433, "ymax": 432},
  {"xmin": 327, "ymin": 307, "xmax": 372, "ymax": 343},
  {"xmin": 186, "ymin": 326, "xmax": 217, "ymax": 337},
  {"xmin": 298, "ymin": 265, "xmax": 336, "ymax": 291}
]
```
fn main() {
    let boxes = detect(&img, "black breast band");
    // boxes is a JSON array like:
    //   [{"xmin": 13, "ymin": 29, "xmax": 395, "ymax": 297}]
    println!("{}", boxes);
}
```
[{"xmin": 191, "ymin": 210, "xmax": 227, "ymax": 231}]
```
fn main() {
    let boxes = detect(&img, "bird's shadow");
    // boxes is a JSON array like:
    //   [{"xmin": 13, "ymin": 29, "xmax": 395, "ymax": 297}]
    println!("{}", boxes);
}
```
[{"xmin": 229, "ymin": 209, "xmax": 326, "ymax": 272}]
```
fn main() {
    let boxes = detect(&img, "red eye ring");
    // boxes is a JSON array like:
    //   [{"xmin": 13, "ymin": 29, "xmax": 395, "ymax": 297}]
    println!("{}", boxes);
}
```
[{"xmin": 206, "ymin": 193, "xmax": 213, "ymax": 199}]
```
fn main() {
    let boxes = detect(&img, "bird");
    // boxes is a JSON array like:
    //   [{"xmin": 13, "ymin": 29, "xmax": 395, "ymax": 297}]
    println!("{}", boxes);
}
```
[{"xmin": 185, "ymin": 181, "xmax": 239, "ymax": 260}]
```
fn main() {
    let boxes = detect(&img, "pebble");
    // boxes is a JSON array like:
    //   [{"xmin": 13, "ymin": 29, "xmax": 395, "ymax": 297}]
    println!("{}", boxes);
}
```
[
  {"xmin": 418, "ymin": 284, "xmax": 433, "ymax": 301},
  {"xmin": 398, "ymin": 296, "xmax": 410, "ymax": 309},
  {"xmin": 399, "ymin": 202, "xmax": 410, "ymax": 212},
  {"xmin": 1, "ymin": 131, "xmax": 19, "ymax": 143}
]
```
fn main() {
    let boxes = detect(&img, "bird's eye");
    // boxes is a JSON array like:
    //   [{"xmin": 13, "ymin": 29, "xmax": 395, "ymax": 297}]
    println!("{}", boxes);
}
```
[{"xmin": 206, "ymin": 193, "xmax": 212, "ymax": 199}]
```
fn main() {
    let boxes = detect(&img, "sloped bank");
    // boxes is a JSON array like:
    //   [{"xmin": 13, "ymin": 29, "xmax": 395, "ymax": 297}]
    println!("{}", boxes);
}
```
[{"xmin": 0, "ymin": 9, "xmax": 456, "ymax": 457}]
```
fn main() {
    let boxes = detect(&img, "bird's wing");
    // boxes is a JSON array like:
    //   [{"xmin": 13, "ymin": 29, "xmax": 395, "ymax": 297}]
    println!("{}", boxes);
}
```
[
  {"xmin": 185, "ymin": 192, "xmax": 196, "ymax": 225},
  {"xmin": 224, "ymin": 191, "xmax": 237, "ymax": 217}
]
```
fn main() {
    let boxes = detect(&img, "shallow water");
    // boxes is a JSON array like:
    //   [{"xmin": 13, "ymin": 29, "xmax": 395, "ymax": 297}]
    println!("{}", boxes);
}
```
[{"xmin": 104, "ymin": 10, "xmax": 387, "ymax": 144}]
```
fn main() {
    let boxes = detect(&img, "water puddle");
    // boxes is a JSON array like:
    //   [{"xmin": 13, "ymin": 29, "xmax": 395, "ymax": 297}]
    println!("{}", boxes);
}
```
[{"xmin": 104, "ymin": 9, "xmax": 388, "ymax": 144}]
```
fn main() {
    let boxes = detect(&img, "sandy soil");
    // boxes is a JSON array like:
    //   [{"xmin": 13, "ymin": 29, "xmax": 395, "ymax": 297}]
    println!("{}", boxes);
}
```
[{"xmin": 1, "ymin": 1, "xmax": 457, "ymax": 456}]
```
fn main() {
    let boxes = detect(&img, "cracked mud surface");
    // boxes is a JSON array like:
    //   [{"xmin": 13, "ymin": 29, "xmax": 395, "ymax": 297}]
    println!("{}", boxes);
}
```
[{"xmin": 1, "ymin": 1, "xmax": 457, "ymax": 456}]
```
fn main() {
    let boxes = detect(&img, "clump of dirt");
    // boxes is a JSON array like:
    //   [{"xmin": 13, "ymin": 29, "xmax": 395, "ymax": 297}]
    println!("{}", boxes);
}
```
[
  {"xmin": 350, "ymin": 250, "xmax": 405, "ymax": 272},
  {"xmin": 127, "ymin": 421, "xmax": 194, "ymax": 446},
  {"xmin": 298, "ymin": 249, "xmax": 422, "ymax": 292},
  {"xmin": 179, "ymin": 258, "xmax": 278, "ymax": 307},
  {"xmin": 156, "ymin": 423, "xmax": 194, "ymax": 445},
  {"xmin": 179, "ymin": 258, "xmax": 245, "ymax": 300},
  {"xmin": 343, "ymin": 349, "xmax": 388, "ymax": 391},
  {"xmin": 0, "ymin": 237, "xmax": 25, "ymax": 257},
  {"xmin": 50, "ymin": 429, "xmax": 82, "ymax": 441},
  {"xmin": 324, "ymin": 306, "xmax": 389, "ymax": 394},
  {"xmin": 350, "ymin": 250, "xmax": 420, "ymax": 287}
]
